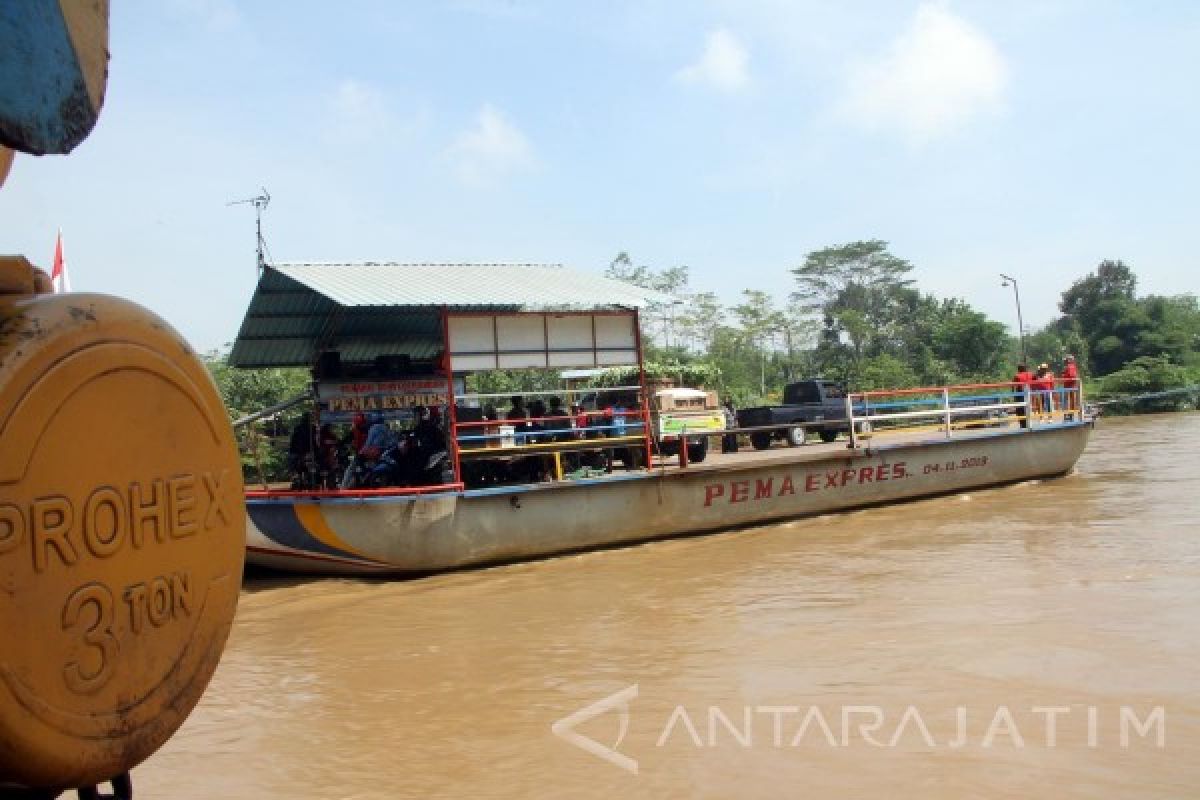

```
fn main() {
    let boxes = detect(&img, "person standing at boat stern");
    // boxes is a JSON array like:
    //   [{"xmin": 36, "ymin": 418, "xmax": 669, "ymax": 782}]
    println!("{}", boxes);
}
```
[
  {"xmin": 1034, "ymin": 364, "xmax": 1056, "ymax": 417},
  {"xmin": 721, "ymin": 396, "xmax": 739, "ymax": 453},
  {"xmin": 288, "ymin": 412, "xmax": 317, "ymax": 488},
  {"xmin": 1061, "ymin": 355, "xmax": 1081, "ymax": 418},
  {"xmin": 1012, "ymin": 364, "xmax": 1033, "ymax": 428}
]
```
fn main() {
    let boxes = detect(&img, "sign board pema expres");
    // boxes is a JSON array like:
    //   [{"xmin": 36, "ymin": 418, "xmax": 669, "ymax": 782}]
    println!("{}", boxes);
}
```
[{"xmin": 317, "ymin": 378, "xmax": 451, "ymax": 423}]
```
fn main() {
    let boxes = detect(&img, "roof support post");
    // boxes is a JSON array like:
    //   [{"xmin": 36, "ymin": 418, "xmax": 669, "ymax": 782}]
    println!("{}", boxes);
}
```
[
  {"xmin": 440, "ymin": 306, "xmax": 462, "ymax": 486},
  {"xmin": 633, "ymin": 307, "xmax": 653, "ymax": 471}
]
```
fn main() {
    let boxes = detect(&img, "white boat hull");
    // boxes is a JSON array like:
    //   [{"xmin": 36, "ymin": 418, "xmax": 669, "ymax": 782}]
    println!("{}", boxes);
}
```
[{"xmin": 246, "ymin": 423, "xmax": 1091, "ymax": 575}]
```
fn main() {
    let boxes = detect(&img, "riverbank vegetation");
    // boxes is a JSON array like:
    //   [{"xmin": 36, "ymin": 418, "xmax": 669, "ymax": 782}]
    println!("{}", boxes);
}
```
[{"xmin": 604, "ymin": 242, "xmax": 1199, "ymax": 413}]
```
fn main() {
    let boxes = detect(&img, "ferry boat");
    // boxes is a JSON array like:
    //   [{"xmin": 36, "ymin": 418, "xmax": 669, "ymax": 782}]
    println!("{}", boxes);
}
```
[{"xmin": 231, "ymin": 262, "xmax": 1092, "ymax": 575}]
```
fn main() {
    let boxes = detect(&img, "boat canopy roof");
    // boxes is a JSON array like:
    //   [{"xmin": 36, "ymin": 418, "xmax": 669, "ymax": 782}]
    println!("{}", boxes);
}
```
[{"xmin": 229, "ymin": 262, "xmax": 668, "ymax": 368}]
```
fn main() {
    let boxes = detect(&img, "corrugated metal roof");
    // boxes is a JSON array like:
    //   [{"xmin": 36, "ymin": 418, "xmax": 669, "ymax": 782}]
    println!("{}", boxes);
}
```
[
  {"xmin": 229, "ymin": 262, "xmax": 667, "ymax": 369},
  {"xmin": 265, "ymin": 262, "xmax": 666, "ymax": 309}
]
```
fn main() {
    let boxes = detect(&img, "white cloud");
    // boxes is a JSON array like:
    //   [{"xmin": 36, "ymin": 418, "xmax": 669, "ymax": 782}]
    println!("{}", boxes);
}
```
[
  {"xmin": 446, "ymin": 104, "xmax": 535, "ymax": 186},
  {"xmin": 675, "ymin": 29, "xmax": 751, "ymax": 93},
  {"xmin": 324, "ymin": 79, "xmax": 428, "ymax": 147},
  {"xmin": 840, "ymin": 3, "xmax": 1008, "ymax": 142},
  {"xmin": 328, "ymin": 80, "xmax": 390, "ymax": 140}
]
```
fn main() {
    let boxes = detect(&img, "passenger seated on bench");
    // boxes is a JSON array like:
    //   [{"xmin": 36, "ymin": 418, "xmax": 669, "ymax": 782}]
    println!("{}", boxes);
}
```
[
  {"xmin": 545, "ymin": 396, "xmax": 571, "ymax": 442},
  {"xmin": 611, "ymin": 397, "xmax": 628, "ymax": 437},
  {"xmin": 527, "ymin": 398, "xmax": 547, "ymax": 443},
  {"xmin": 482, "ymin": 404, "xmax": 500, "ymax": 448},
  {"xmin": 413, "ymin": 405, "xmax": 445, "ymax": 456},
  {"xmin": 506, "ymin": 395, "xmax": 527, "ymax": 422},
  {"xmin": 571, "ymin": 403, "xmax": 588, "ymax": 439},
  {"xmin": 348, "ymin": 411, "xmax": 369, "ymax": 454},
  {"xmin": 540, "ymin": 396, "xmax": 574, "ymax": 473},
  {"xmin": 360, "ymin": 412, "xmax": 394, "ymax": 460},
  {"xmin": 506, "ymin": 395, "xmax": 530, "ymax": 445}
]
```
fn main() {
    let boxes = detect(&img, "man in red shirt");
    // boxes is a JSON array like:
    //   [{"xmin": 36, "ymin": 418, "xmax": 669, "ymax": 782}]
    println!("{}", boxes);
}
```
[
  {"xmin": 1034, "ymin": 364, "xmax": 1056, "ymax": 417},
  {"xmin": 1012, "ymin": 363, "xmax": 1033, "ymax": 428},
  {"xmin": 1061, "ymin": 355, "xmax": 1081, "ymax": 417}
]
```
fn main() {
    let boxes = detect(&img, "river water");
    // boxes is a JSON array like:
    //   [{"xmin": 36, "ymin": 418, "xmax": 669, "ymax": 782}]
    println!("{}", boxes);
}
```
[{"xmin": 138, "ymin": 413, "xmax": 1200, "ymax": 799}]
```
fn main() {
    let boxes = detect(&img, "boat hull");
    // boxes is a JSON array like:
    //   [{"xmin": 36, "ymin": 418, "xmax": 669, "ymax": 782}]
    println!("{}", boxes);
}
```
[{"xmin": 246, "ymin": 423, "xmax": 1091, "ymax": 575}]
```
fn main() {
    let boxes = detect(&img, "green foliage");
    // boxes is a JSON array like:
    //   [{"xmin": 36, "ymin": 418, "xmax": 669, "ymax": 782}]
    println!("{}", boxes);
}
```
[
  {"xmin": 1138, "ymin": 294, "xmax": 1200, "ymax": 367},
  {"xmin": 793, "ymin": 241, "xmax": 1015, "ymax": 388},
  {"xmin": 590, "ymin": 361, "xmax": 723, "ymax": 391},
  {"xmin": 851, "ymin": 354, "xmax": 921, "ymax": 391},
  {"xmin": 1023, "ymin": 257, "xmax": 1200, "ymax": 413},
  {"xmin": 1046, "ymin": 259, "xmax": 1200, "ymax": 376},
  {"xmin": 605, "ymin": 251, "xmax": 691, "ymax": 352},
  {"xmin": 203, "ymin": 350, "xmax": 312, "ymax": 483},
  {"xmin": 466, "ymin": 369, "xmax": 560, "ymax": 399},
  {"xmin": 791, "ymin": 239, "xmax": 914, "ymax": 314},
  {"xmin": 676, "ymin": 291, "xmax": 726, "ymax": 353},
  {"xmin": 931, "ymin": 303, "xmax": 1010, "ymax": 379},
  {"xmin": 1093, "ymin": 356, "xmax": 1197, "ymax": 412},
  {"xmin": 205, "ymin": 354, "xmax": 311, "ymax": 420}
]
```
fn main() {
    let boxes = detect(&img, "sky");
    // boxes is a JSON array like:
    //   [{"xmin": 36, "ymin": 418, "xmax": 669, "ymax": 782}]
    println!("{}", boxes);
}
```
[{"xmin": 2, "ymin": 0, "xmax": 1198, "ymax": 354}]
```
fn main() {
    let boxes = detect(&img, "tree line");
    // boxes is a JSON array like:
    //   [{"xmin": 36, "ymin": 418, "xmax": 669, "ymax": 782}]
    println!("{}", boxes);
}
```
[{"xmin": 606, "ymin": 241, "xmax": 1200, "ymax": 411}]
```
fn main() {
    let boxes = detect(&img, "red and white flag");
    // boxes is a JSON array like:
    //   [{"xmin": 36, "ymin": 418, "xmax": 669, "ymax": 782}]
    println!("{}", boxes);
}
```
[{"xmin": 51, "ymin": 230, "xmax": 71, "ymax": 293}]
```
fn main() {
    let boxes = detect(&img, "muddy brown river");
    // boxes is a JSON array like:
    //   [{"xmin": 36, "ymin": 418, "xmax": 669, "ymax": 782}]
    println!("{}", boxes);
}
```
[{"xmin": 137, "ymin": 413, "xmax": 1199, "ymax": 798}]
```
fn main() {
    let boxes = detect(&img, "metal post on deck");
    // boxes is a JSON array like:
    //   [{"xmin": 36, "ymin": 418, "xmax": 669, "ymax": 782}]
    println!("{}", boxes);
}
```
[
  {"xmin": 942, "ymin": 387, "xmax": 952, "ymax": 438},
  {"xmin": 440, "ymin": 306, "xmax": 463, "ymax": 486},
  {"xmin": 845, "ymin": 394, "xmax": 857, "ymax": 450},
  {"xmin": 678, "ymin": 426, "xmax": 689, "ymax": 469},
  {"xmin": 1023, "ymin": 384, "xmax": 1032, "ymax": 430},
  {"xmin": 632, "ymin": 307, "xmax": 654, "ymax": 470}
]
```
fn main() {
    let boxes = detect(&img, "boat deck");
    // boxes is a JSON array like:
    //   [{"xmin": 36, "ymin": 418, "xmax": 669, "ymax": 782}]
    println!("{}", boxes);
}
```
[
  {"xmin": 247, "ymin": 418, "xmax": 1086, "ymax": 500},
  {"xmin": 664, "ymin": 419, "xmax": 1035, "ymax": 472},
  {"xmin": 459, "ymin": 417, "xmax": 1083, "ymax": 497}
]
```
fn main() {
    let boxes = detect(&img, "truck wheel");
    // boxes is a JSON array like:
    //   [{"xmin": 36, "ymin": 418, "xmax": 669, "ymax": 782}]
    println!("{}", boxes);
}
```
[
  {"xmin": 787, "ymin": 426, "xmax": 807, "ymax": 447},
  {"xmin": 686, "ymin": 438, "xmax": 708, "ymax": 463},
  {"xmin": 750, "ymin": 432, "xmax": 772, "ymax": 450},
  {"xmin": 819, "ymin": 430, "xmax": 839, "ymax": 443}
]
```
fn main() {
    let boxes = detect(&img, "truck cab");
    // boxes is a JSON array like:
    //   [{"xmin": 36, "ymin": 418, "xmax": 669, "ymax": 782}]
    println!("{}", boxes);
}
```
[{"xmin": 735, "ymin": 379, "xmax": 849, "ymax": 449}]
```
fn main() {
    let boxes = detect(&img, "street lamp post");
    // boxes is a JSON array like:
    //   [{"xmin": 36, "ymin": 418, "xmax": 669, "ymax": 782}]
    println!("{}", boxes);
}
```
[
  {"xmin": 1000, "ymin": 273, "xmax": 1027, "ymax": 365},
  {"xmin": 664, "ymin": 299, "xmax": 684, "ymax": 351}
]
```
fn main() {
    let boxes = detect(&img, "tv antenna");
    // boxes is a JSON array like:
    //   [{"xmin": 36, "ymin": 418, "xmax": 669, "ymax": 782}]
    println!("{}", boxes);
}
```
[{"xmin": 227, "ymin": 188, "xmax": 271, "ymax": 275}]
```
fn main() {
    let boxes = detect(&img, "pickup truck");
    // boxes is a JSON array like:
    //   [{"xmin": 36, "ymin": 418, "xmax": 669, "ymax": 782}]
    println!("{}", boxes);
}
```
[{"xmin": 736, "ymin": 379, "xmax": 849, "ymax": 450}]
